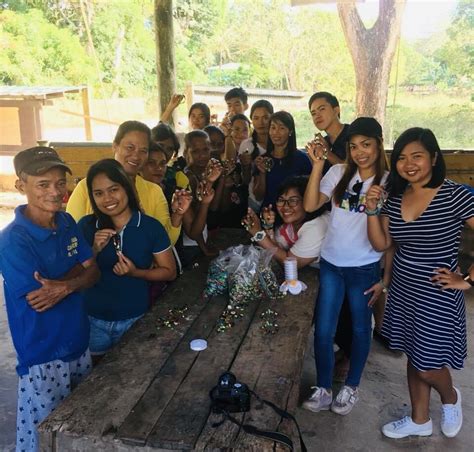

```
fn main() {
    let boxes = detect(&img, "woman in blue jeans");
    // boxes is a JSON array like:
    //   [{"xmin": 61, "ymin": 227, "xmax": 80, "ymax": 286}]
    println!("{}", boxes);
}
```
[
  {"xmin": 302, "ymin": 117, "xmax": 390, "ymax": 415},
  {"xmin": 78, "ymin": 159, "xmax": 182, "ymax": 362}
]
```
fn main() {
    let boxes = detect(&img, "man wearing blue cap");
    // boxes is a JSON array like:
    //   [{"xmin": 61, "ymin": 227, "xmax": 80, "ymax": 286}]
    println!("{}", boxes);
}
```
[{"xmin": 0, "ymin": 146, "xmax": 99, "ymax": 452}]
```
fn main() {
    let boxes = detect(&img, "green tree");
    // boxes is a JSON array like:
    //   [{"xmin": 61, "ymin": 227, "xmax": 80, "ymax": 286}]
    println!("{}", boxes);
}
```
[{"xmin": 0, "ymin": 8, "xmax": 96, "ymax": 85}]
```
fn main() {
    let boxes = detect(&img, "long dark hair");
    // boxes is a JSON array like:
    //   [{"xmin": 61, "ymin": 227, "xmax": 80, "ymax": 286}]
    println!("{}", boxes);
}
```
[
  {"xmin": 333, "ymin": 131, "xmax": 388, "ymax": 206},
  {"xmin": 249, "ymin": 100, "xmax": 274, "ymax": 159},
  {"xmin": 265, "ymin": 111, "xmax": 297, "ymax": 167},
  {"xmin": 86, "ymin": 159, "xmax": 141, "ymax": 229},
  {"xmin": 188, "ymin": 103, "xmax": 211, "ymax": 128},
  {"xmin": 387, "ymin": 127, "xmax": 446, "ymax": 197},
  {"xmin": 275, "ymin": 175, "xmax": 326, "ymax": 226},
  {"xmin": 151, "ymin": 122, "xmax": 180, "ymax": 158}
]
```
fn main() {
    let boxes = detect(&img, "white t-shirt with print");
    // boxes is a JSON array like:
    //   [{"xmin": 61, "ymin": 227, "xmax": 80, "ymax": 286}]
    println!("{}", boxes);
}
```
[
  {"xmin": 319, "ymin": 164, "xmax": 388, "ymax": 267},
  {"xmin": 275, "ymin": 213, "xmax": 330, "ymax": 261}
]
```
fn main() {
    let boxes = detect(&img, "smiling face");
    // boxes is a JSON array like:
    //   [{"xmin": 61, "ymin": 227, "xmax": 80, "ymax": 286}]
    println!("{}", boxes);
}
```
[
  {"xmin": 188, "ymin": 136, "xmax": 211, "ymax": 170},
  {"xmin": 276, "ymin": 188, "xmax": 305, "ymax": 224},
  {"xmin": 189, "ymin": 108, "xmax": 208, "ymax": 130},
  {"xmin": 141, "ymin": 149, "xmax": 168, "ymax": 185},
  {"xmin": 18, "ymin": 167, "xmax": 67, "ymax": 218},
  {"xmin": 113, "ymin": 130, "xmax": 149, "ymax": 177},
  {"xmin": 310, "ymin": 98, "xmax": 340, "ymax": 131},
  {"xmin": 348, "ymin": 135, "xmax": 379, "ymax": 172},
  {"xmin": 251, "ymin": 107, "xmax": 271, "ymax": 135},
  {"xmin": 231, "ymin": 119, "xmax": 250, "ymax": 146},
  {"xmin": 91, "ymin": 172, "xmax": 130, "ymax": 219},
  {"xmin": 396, "ymin": 141, "xmax": 435, "ymax": 186},
  {"xmin": 269, "ymin": 120, "xmax": 290, "ymax": 148}
]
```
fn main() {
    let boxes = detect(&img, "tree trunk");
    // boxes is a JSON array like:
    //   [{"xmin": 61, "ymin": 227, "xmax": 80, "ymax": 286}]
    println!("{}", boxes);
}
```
[
  {"xmin": 154, "ymin": 0, "xmax": 176, "ymax": 125},
  {"xmin": 337, "ymin": 0, "xmax": 405, "ymax": 131}
]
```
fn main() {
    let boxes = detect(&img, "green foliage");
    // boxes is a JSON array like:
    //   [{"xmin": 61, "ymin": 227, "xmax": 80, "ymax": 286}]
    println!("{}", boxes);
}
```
[
  {"xmin": 434, "ymin": 0, "xmax": 473, "ymax": 86},
  {"xmin": 0, "ymin": 8, "xmax": 95, "ymax": 85}
]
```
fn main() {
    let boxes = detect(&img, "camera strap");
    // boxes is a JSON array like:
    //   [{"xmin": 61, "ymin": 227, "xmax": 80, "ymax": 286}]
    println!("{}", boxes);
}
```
[{"xmin": 210, "ymin": 389, "xmax": 307, "ymax": 452}]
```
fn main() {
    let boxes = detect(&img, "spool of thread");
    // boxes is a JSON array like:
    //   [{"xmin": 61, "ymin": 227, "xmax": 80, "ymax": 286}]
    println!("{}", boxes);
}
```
[
  {"xmin": 282, "ymin": 257, "xmax": 304, "ymax": 295},
  {"xmin": 284, "ymin": 257, "xmax": 298, "ymax": 282}
]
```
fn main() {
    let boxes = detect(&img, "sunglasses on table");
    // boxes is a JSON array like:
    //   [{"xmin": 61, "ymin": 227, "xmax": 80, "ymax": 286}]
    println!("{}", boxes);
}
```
[{"xmin": 276, "ymin": 197, "xmax": 302, "ymax": 207}]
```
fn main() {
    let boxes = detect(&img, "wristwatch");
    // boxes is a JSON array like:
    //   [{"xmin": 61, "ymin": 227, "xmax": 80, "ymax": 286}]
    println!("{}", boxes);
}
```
[
  {"xmin": 463, "ymin": 273, "xmax": 474, "ymax": 287},
  {"xmin": 251, "ymin": 230, "xmax": 266, "ymax": 243}
]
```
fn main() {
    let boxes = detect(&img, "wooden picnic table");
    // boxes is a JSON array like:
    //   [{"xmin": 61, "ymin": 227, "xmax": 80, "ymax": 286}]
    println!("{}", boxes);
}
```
[{"xmin": 39, "ymin": 229, "xmax": 318, "ymax": 451}]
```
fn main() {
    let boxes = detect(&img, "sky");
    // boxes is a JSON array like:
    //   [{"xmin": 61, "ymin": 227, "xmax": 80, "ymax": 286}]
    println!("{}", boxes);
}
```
[{"xmin": 302, "ymin": 0, "xmax": 459, "ymax": 41}]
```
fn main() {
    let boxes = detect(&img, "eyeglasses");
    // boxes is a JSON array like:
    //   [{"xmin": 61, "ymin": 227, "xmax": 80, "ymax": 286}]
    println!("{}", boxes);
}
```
[
  {"xmin": 112, "ymin": 234, "xmax": 122, "ymax": 253},
  {"xmin": 276, "ymin": 197, "xmax": 302, "ymax": 207},
  {"xmin": 349, "ymin": 180, "xmax": 363, "ymax": 210}
]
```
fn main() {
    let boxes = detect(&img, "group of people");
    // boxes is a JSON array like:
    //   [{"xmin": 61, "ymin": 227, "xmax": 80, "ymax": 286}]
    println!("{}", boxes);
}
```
[{"xmin": 0, "ymin": 86, "xmax": 473, "ymax": 452}]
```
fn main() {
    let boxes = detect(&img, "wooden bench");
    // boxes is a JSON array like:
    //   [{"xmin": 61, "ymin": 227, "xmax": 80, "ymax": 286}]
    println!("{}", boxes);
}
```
[{"xmin": 38, "ymin": 230, "xmax": 317, "ymax": 451}]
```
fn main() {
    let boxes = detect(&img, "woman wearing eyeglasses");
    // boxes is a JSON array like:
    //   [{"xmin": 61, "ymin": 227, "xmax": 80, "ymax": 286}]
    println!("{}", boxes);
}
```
[
  {"xmin": 302, "ymin": 117, "xmax": 390, "ymax": 415},
  {"xmin": 77, "ymin": 159, "xmax": 179, "ymax": 361},
  {"xmin": 242, "ymin": 176, "xmax": 329, "ymax": 267}
]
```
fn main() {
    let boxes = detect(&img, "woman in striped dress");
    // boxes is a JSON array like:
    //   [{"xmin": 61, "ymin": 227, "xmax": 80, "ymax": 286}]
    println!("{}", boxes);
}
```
[{"xmin": 366, "ymin": 127, "xmax": 474, "ymax": 439}]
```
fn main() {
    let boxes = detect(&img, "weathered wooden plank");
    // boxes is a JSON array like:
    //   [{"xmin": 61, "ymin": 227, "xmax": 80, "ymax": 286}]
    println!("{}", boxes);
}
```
[
  {"xmin": 116, "ymin": 294, "xmax": 229, "ymax": 446},
  {"xmin": 38, "ymin": 262, "xmax": 210, "ymax": 444},
  {"xmin": 145, "ymin": 295, "xmax": 264, "ymax": 450},
  {"xmin": 197, "ymin": 268, "xmax": 317, "ymax": 451}
]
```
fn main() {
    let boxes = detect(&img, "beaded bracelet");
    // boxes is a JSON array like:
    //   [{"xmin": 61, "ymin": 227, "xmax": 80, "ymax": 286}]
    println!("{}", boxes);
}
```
[{"xmin": 365, "ymin": 207, "xmax": 381, "ymax": 216}]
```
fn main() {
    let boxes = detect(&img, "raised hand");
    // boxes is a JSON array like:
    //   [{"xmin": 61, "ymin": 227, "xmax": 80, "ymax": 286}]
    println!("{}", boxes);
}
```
[
  {"xmin": 254, "ymin": 156, "xmax": 267, "ymax": 174},
  {"xmin": 366, "ymin": 185, "xmax": 386, "ymax": 211},
  {"xmin": 113, "ymin": 252, "xmax": 137, "ymax": 277},
  {"xmin": 93, "ymin": 228, "xmax": 116, "ymax": 254},
  {"xmin": 260, "ymin": 204, "xmax": 276, "ymax": 229},
  {"xmin": 171, "ymin": 189, "xmax": 192, "ymax": 215},
  {"xmin": 241, "ymin": 208, "xmax": 261, "ymax": 236},
  {"xmin": 206, "ymin": 158, "xmax": 223, "ymax": 182},
  {"xmin": 306, "ymin": 134, "xmax": 328, "ymax": 164},
  {"xmin": 168, "ymin": 93, "xmax": 185, "ymax": 110},
  {"xmin": 198, "ymin": 181, "xmax": 215, "ymax": 205}
]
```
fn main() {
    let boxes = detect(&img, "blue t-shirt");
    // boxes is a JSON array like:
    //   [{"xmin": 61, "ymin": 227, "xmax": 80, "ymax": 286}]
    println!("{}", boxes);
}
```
[
  {"xmin": 0, "ymin": 207, "xmax": 92, "ymax": 376},
  {"xmin": 78, "ymin": 211, "xmax": 171, "ymax": 321},
  {"xmin": 262, "ymin": 150, "xmax": 312, "ymax": 207}
]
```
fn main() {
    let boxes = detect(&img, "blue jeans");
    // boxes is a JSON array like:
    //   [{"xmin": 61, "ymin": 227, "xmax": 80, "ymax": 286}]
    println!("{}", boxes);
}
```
[
  {"xmin": 314, "ymin": 258, "xmax": 380, "ymax": 388},
  {"xmin": 89, "ymin": 315, "xmax": 142, "ymax": 355}
]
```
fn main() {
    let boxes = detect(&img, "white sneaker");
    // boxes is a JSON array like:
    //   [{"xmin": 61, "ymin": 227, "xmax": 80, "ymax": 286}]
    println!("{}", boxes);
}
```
[
  {"xmin": 331, "ymin": 385, "xmax": 359, "ymax": 415},
  {"xmin": 382, "ymin": 416, "xmax": 432, "ymax": 439},
  {"xmin": 441, "ymin": 387, "xmax": 462, "ymax": 438},
  {"xmin": 302, "ymin": 386, "xmax": 332, "ymax": 412}
]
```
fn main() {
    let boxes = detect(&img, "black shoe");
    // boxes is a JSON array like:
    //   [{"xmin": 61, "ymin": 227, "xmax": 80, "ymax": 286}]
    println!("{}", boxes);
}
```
[{"xmin": 373, "ymin": 329, "xmax": 390, "ymax": 349}]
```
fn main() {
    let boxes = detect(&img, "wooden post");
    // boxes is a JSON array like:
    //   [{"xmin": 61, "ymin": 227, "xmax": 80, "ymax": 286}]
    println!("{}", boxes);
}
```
[
  {"xmin": 185, "ymin": 81, "xmax": 194, "ymax": 115},
  {"xmin": 154, "ymin": 0, "xmax": 176, "ymax": 126},
  {"xmin": 81, "ymin": 86, "xmax": 93, "ymax": 140}
]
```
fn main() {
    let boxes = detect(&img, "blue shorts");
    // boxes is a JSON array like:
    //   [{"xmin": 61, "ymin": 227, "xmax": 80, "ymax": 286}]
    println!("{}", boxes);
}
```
[{"xmin": 88, "ymin": 315, "xmax": 142, "ymax": 355}]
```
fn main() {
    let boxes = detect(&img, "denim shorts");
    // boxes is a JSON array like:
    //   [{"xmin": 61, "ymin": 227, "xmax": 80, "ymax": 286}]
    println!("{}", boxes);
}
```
[{"xmin": 89, "ymin": 315, "xmax": 142, "ymax": 355}]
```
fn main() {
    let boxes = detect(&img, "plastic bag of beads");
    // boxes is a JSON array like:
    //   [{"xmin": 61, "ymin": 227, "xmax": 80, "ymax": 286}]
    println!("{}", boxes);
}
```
[
  {"xmin": 203, "ymin": 247, "xmax": 240, "ymax": 299},
  {"xmin": 228, "ymin": 245, "xmax": 262, "ymax": 306}
]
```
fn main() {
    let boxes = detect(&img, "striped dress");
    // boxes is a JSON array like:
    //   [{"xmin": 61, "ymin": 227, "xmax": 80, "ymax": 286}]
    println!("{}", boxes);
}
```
[{"xmin": 381, "ymin": 180, "xmax": 474, "ymax": 370}]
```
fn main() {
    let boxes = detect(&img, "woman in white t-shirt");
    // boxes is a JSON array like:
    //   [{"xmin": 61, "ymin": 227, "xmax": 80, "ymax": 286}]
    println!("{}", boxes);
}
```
[
  {"xmin": 302, "ymin": 117, "xmax": 389, "ymax": 416},
  {"xmin": 242, "ymin": 176, "xmax": 329, "ymax": 267}
]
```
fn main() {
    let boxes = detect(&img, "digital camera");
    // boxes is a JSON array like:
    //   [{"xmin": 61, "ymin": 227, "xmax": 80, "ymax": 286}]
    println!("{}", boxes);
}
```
[{"xmin": 210, "ymin": 372, "xmax": 251, "ymax": 413}]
